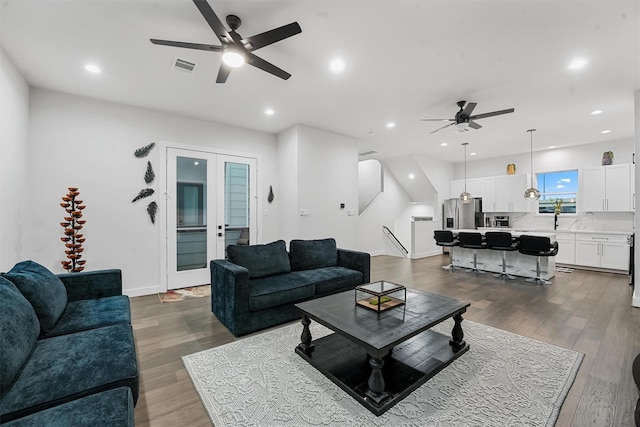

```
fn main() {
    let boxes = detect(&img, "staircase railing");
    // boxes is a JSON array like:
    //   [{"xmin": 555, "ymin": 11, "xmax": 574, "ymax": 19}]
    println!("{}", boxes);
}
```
[{"xmin": 382, "ymin": 225, "xmax": 409, "ymax": 257}]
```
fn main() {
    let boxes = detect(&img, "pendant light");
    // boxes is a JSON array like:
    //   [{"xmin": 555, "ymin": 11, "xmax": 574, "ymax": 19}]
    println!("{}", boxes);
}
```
[
  {"xmin": 524, "ymin": 128, "xmax": 540, "ymax": 200},
  {"xmin": 460, "ymin": 142, "xmax": 472, "ymax": 203}
]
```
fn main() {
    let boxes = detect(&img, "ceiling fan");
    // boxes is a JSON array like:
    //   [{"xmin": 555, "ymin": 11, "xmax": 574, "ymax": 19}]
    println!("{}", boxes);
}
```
[
  {"xmin": 150, "ymin": 0, "xmax": 301, "ymax": 83},
  {"xmin": 421, "ymin": 101, "xmax": 515, "ymax": 134}
]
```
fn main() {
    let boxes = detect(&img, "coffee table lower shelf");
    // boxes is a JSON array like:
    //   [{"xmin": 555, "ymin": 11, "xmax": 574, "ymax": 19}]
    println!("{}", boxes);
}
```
[{"xmin": 295, "ymin": 329, "xmax": 469, "ymax": 416}]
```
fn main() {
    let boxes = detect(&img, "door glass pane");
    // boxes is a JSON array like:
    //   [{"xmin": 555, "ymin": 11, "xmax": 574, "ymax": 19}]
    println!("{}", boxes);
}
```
[
  {"xmin": 224, "ymin": 162, "xmax": 250, "ymax": 249},
  {"xmin": 176, "ymin": 157, "xmax": 207, "ymax": 271}
]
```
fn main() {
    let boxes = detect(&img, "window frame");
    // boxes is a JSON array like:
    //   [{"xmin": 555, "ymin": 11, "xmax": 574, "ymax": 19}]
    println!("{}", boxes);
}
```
[{"xmin": 535, "ymin": 169, "xmax": 579, "ymax": 215}]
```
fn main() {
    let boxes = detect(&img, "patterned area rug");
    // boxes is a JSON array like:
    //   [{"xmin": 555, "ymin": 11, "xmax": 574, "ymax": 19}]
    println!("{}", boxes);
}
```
[
  {"xmin": 183, "ymin": 319, "xmax": 583, "ymax": 426},
  {"xmin": 158, "ymin": 285, "xmax": 211, "ymax": 303}
]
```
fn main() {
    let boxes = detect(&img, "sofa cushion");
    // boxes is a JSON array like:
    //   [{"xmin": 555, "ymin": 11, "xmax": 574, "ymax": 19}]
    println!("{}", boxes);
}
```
[
  {"xmin": 0, "ymin": 277, "xmax": 40, "ymax": 395},
  {"xmin": 40, "ymin": 296, "xmax": 131, "ymax": 339},
  {"xmin": 2, "ymin": 387, "xmax": 134, "ymax": 427},
  {"xmin": 293, "ymin": 266, "xmax": 363, "ymax": 296},
  {"xmin": 289, "ymin": 238, "xmax": 337, "ymax": 271},
  {"xmin": 0, "ymin": 324, "xmax": 139, "ymax": 423},
  {"xmin": 227, "ymin": 240, "xmax": 291, "ymax": 279},
  {"xmin": 2, "ymin": 261, "xmax": 68, "ymax": 333},
  {"xmin": 249, "ymin": 272, "xmax": 316, "ymax": 311}
]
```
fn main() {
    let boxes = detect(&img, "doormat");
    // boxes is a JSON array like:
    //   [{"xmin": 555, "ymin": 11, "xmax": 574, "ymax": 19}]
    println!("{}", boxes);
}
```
[
  {"xmin": 158, "ymin": 285, "xmax": 211, "ymax": 303},
  {"xmin": 555, "ymin": 267, "xmax": 574, "ymax": 273}
]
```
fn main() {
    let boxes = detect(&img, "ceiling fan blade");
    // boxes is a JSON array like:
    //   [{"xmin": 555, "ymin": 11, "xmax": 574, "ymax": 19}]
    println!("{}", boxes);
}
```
[
  {"xmin": 247, "ymin": 53, "xmax": 291, "ymax": 80},
  {"xmin": 216, "ymin": 64, "xmax": 232, "ymax": 83},
  {"xmin": 420, "ymin": 118, "xmax": 454, "ymax": 122},
  {"xmin": 468, "ymin": 120, "xmax": 482, "ymax": 130},
  {"xmin": 150, "ymin": 39, "xmax": 222, "ymax": 52},
  {"xmin": 192, "ymin": 0, "xmax": 231, "ymax": 44},
  {"xmin": 461, "ymin": 102, "xmax": 477, "ymax": 117},
  {"xmin": 429, "ymin": 122, "xmax": 455, "ymax": 134},
  {"xmin": 242, "ymin": 22, "xmax": 302, "ymax": 51},
  {"xmin": 470, "ymin": 108, "xmax": 515, "ymax": 120}
]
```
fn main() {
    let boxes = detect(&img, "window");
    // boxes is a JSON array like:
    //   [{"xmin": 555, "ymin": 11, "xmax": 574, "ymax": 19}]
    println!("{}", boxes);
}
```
[{"xmin": 536, "ymin": 170, "xmax": 578, "ymax": 214}]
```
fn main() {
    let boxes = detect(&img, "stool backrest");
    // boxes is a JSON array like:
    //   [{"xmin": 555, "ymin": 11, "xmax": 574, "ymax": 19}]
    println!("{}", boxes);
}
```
[
  {"xmin": 458, "ymin": 232, "xmax": 483, "ymax": 247},
  {"xmin": 485, "ymin": 231, "xmax": 513, "ymax": 248},
  {"xmin": 434, "ymin": 230, "xmax": 455, "ymax": 244},
  {"xmin": 518, "ymin": 235, "xmax": 551, "ymax": 253}
]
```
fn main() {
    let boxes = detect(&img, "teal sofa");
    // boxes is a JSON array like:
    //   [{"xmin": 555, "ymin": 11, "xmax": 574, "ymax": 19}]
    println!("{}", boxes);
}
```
[
  {"xmin": 211, "ymin": 238, "xmax": 370, "ymax": 337},
  {"xmin": 0, "ymin": 261, "xmax": 138, "ymax": 425}
]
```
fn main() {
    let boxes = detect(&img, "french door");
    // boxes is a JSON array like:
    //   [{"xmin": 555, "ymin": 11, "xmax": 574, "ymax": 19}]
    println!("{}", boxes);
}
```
[{"xmin": 166, "ymin": 148, "xmax": 257, "ymax": 290}]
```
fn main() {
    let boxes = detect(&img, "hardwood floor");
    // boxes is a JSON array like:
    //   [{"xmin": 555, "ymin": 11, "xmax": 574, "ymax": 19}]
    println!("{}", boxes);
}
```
[{"xmin": 131, "ymin": 255, "xmax": 640, "ymax": 426}]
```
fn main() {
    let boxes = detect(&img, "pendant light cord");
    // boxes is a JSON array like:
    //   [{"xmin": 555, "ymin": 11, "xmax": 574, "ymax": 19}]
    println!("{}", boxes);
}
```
[
  {"xmin": 528, "ymin": 129, "xmax": 535, "ymax": 187},
  {"xmin": 463, "ymin": 142, "xmax": 468, "ymax": 192}
]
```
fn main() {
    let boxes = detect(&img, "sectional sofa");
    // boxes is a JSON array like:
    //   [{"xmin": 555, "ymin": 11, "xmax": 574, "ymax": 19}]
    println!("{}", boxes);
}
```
[
  {"xmin": 210, "ymin": 238, "xmax": 370, "ymax": 336},
  {"xmin": 0, "ymin": 261, "xmax": 138, "ymax": 425}
]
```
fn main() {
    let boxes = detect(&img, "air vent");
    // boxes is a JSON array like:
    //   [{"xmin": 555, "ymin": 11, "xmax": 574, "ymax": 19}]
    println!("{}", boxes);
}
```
[
  {"xmin": 358, "ymin": 150, "xmax": 378, "ymax": 157},
  {"xmin": 172, "ymin": 58, "xmax": 196, "ymax": 73}
]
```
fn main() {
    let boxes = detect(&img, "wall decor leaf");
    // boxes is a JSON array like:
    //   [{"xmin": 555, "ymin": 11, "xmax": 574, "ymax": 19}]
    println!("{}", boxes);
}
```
[
  {"xmin": 147, "ymin": 201, "xmax": 158, "ymax": 224},
  {"xmin": 134, "ymin": 142, "xmax": 156, "ymax": 158},
  {"xmin": 144, "ymin": 161, "xmax": 155, "ymax": 184},
  {"xmin": 132, "ymin": 188, "xmax": 155, "ymax": 203}
]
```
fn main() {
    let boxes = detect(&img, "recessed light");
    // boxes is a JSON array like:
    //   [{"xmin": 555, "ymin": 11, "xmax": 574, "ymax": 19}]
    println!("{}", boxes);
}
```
[
  {"xmin": 329, "ymin": 58, "xmax": 345, "ymax": 73},
  {"xmin": 601, "ymin": 129, "xmax": 611, "ymax": 134},
  {"xmin": 84, "ymin": 64, "xmax": 101, "ymax": 74},
  {"xmin": 590, "ymin": 109, "xmax": 603, "ymax": 115},
  {"xmin": 408, "ymin": 174, "xmax": 415, "ymax": 180},
  {"xmin": 386, "ymin": 122, "xmax": 395, "ymax": 128},
  {"xmin": 440, "ymin": 142, "xmax": 448, "ymax": 147},
  {"xmin": 548, "ymin": 145, "xmax": 557, "ymax": 149},
  {"xmin": 470, "ymin": 152, "xmax": 477, "ymax": 156},
  {"xmin": 568, "ymin": 57, "xmax": 588, "ymax": 70},
  {"xmin": 194, "ymin": 161, "xmax": 199, "ymax": 166},
  {"xmin": 264, "ymin": 108, "xmax": 274, "ymax": 116}
]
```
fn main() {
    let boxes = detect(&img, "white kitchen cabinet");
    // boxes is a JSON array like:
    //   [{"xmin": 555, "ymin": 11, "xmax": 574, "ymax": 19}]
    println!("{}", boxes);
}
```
[
  {"xmin": 580, "ymin": 164, "xmax": 632, "ymax": 212},
  {"xmin": 574, "ymin": 233, "xmax": 629, "ymax": 270},
  {"xmin": 495, "ymin": 174, "xmax": 531, "ymax": 212},
  {"xmin": 479, "ymin": 176, "xmax": 497, "ymax": 212},
  {"xmin": 450, "ymin": 178, "xmax": 481, "ymax": 200},
  {"xmin": 554, "ymin": 232, "xmax": 576, "ymax": 265}
]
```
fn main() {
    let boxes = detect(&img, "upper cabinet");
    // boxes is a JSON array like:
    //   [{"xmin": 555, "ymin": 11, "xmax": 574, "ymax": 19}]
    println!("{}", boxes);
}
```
[
  {"xmin": 581, "ymin": 164, "xmax": 632, "ymax": 212},
  {"xmin": 494, "ymin": 174, "xmax": 531, "ymax": 212},
  {"xmin": 450, "ymin": 174, "xmax": 529, "ymax": 212}
]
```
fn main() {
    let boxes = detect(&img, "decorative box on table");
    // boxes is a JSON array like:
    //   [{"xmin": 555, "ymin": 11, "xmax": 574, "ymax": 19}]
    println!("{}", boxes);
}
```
[{"xmin": 355, "ymin": 280, "xmax": 406, "ymax": 312}]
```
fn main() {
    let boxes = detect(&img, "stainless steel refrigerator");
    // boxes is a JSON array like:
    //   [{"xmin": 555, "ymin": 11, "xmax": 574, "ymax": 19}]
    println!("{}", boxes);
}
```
[{"xmin": 443, "ymin": 198, "xmax": 483, "ymax": 230}]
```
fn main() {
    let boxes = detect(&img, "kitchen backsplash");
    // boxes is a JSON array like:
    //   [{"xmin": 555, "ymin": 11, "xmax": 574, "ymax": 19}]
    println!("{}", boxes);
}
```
[{"xmin": 499, "ymin": 211, "xmax": 634, "ymax": 232}]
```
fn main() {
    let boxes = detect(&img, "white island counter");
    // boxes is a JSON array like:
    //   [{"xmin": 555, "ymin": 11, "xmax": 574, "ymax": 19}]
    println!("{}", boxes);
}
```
[{"xmin": 449, "ymin": 229, "xmax": 556, "ymax": 280}]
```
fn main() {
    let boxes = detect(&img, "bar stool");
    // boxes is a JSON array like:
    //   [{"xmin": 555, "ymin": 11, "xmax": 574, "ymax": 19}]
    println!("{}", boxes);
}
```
[
  {"xmin": 458, "ymin": 232, "xmax": 487, "ymax": 274},
  {"xmin": 485, "ymin": 231, "xmax": 519, "ymax": 280},
  {"xmin": 433, "ymin": 230, "xmax": 459, "ymax": 270},
  {"xmin": 518, "ymin": 235, "xmax": 559, "ymax": 285}
]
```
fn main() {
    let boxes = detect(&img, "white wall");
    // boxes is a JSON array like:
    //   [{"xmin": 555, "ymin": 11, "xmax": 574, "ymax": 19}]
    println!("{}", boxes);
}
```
[
  {"xmin": 357, "ymin": 167, "xmax": 410, "ymax": 256},
  {"xmin": 0, "ymin": 48, "xmax": 29, "ymax": 270},
  {"xmin": 455, "ymin": 137, "xmax": 635, "ymax": 179},
  {"xmin": 276, "ymin": 127, "xmax": 299, "ymax": 244},
  {"xmin": 294, "ymin": 126, "xmax": 359, "ymax": 249},
  {"xmin": 26, "ymin": 88, "xmax": 278, "ymax": 296}
]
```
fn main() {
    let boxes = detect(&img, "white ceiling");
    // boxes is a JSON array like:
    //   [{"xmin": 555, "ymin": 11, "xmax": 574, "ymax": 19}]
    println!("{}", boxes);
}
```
[{"xmin": 1, "ymin": 0, "xmax": 638, "ymax": 163}]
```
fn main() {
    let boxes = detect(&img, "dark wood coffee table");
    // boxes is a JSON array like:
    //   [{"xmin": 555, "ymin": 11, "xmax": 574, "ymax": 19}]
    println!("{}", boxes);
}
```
[{"xmin": 294, "ymin": 287, "xmax": 470, "ymax": 415}]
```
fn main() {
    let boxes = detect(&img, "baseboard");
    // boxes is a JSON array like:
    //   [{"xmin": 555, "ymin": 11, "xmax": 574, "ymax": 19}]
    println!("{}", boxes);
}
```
[
  {"xmin": 410, "ymin": 250, "xmax": 441, "ymax": 259},
  {"xmin": 125, "ymin": 285, "xmax": 161, "ymax": 297},
  {"xmin": 369, "ymin": 250, "xmax": 385, "ymax": 257}
]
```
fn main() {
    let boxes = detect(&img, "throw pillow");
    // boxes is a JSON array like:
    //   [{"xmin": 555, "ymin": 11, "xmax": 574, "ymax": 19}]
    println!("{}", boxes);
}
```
[
  {"xmin": 2, "ymin": 260, "xmax": 68, "ymax": 333},
  {"xmin": 289, "ymin": 238, "xmax": 337, "ymax": 271},
  {"xmin": 227, "ymin": 240, "xmax": 291, "ymax": 279},
  {"xmin": 0, "ymin": 276, "xmax": 40, "ymax": 393}
]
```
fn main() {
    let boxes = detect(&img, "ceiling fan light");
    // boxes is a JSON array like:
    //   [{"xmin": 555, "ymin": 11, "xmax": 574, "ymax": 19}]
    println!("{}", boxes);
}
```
[
  {"xmin": 524, "ymin": 187, "xmax": 540, "ymax": 200},
  {"xmin": 222, "ymin": 50, "xmax": 245, "ymax": 68}
]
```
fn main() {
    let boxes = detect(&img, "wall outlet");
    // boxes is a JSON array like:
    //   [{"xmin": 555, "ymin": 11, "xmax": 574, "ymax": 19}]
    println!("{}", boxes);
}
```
[{"xmin": 299, "ymin": 209, "xmax": 309, "ymax": 216}]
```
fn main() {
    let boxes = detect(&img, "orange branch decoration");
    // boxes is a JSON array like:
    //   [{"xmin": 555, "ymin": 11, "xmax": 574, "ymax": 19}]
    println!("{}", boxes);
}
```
[{"xmin": 60, "ymin": 187, "xmax": 86, "ymax": 272}]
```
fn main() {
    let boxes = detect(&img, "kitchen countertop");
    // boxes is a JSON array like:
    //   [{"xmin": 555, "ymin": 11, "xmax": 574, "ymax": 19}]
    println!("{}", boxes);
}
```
[{"xmin": 477, "ymin": 227, "xmax": 633, "ymax": 236}]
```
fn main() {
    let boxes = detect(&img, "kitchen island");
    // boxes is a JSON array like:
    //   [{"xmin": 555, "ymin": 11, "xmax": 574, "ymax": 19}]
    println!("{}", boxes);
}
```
[{"xmin": 449, "ymin": 229, "xmax": 556, "ymax": 280}]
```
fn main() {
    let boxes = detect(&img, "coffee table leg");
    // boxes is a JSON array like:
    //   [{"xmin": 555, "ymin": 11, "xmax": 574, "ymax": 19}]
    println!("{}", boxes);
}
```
[
  {"xmin": 449, "ymin": 312, "xmax": 466, "ymax": 352},
  {"xmin": 297, "ymin": 315, "xmax": 314, "ymax": 355},
  {"xmin": 365, "ymin": 354, "xmax": 389, "ymax": 403}
]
